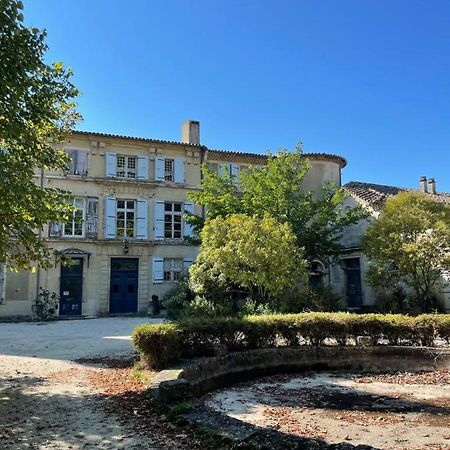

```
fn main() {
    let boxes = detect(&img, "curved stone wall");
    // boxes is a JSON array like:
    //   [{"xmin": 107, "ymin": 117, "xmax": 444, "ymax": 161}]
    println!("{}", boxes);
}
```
[{"xmin": 152, "ymin": 346, "xmax": 450, "ymax": 403}]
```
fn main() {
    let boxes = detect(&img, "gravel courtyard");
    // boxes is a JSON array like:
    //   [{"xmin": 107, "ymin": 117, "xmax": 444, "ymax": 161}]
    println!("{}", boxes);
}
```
[
  {"xmin": 204, "ymin": 371, "xmax": 450, "ymax": 450},
  {"xmin": 0, "ymin": 318, "xmax": 162, "ymax": 449}
]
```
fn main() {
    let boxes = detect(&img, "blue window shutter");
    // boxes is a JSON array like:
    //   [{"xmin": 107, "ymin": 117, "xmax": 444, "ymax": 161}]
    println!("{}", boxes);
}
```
[
  {"xmin": 137, "ymin": 156, "xmax": 149, "ymax": 180},
  {"xmin": 105, "ymin": 152, "xmax": 117, "ymax": 177},
  {"xmin": 174, "ymin": 159, "xmax": 185, "ymax": 183},
  {"xmin": 152, "ymin": 257, "xmax": 164, "ymax": 284},
  {"xmin": 154, "ymin": 200, "xmax": 165, "ymax": 240},
  {"xmin": 136, "ymin": 199, "xmax": 148, "ymax": 240},
  {"xmin": 230, "ymin": 164, "xmax": 240, "ymax": 185},
  {"xmin": 183, "ymin": 201, "xmax": 194, "ymax": 238},
  {"xmin": 104, "ymin": 197, "xmax": 116, "ymax": 239},
  {"xmin": 218, "ymin": 163, "xmax": 226, "ymax": 177},
  {"xmin": 155, "ymin": 157, "xmax": 165, "ymax": 181},
  {"xmin": 183, "ymin": 258, "xmax": 194, "ymax": 273}
]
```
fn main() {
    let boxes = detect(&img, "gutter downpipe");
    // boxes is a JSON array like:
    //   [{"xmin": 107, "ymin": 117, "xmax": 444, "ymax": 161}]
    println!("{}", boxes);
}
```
[{"xmin": 35, "ymin": 167, "xmax": 44, "ymax": 304}]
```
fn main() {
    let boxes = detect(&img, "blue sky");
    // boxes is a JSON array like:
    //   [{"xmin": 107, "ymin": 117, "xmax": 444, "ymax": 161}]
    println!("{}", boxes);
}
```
[{"xmin": 25, "ymin": 0, "xmax": 450, "ymax": 191}]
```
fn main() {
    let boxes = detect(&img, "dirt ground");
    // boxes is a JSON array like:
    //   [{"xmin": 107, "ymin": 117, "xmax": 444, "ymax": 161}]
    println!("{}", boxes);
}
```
[
  {"xmin": 0, "ymin": 318, "xmax": 161, "ymax": 449},
  {"xmin": 204, "ymin": 371, "xmax": 450, "ymax": 450}
]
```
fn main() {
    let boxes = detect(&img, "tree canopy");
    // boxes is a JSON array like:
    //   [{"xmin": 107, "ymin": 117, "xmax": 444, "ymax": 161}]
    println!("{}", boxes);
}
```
[
  {"xmin": 363, "ymin": 191, "xmax": 450, "ymax": 312},
  {"xmin": 188, "ymin": 147, "xmax": 366, "ymax": 264},
  {"xmin": 189, "ymin": 214, "xmax": 307, "ymax": 301},
  {"xmin": 0, "ymin": 0, "xmax": 81, "ymax": 269}
]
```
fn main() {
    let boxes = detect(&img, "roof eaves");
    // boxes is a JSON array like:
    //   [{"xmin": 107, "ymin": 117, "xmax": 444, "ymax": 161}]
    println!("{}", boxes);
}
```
[{"xmin": 72, "ymin": 130, "xmax": 202, "ymax": 147}]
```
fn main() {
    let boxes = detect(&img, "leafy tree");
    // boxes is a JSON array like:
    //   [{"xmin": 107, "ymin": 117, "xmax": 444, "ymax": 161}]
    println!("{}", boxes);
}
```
[
  {"xmin": 363, "ymin": 192, "xmax": 450, "ymax": 312},
  {"xmin": 188, "ymin": 147, "xmax": 366, "ymax": 263},
  {"xmin": 189, "ymin": 214, "xmax": 308, "ymax": 302},
  {"xmin": 0, "ymin": 0, "xmax": 81, "ymax": 269}
]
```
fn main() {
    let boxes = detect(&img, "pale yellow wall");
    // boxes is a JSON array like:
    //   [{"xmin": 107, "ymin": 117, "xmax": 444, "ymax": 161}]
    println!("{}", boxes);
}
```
[
  {"xmin": 3, "ymin": 132, "xmax": 346, "ymax": 318},
  {"xmin": 301, "ymin": 161, "xmax": 341, "ymax": 198}
]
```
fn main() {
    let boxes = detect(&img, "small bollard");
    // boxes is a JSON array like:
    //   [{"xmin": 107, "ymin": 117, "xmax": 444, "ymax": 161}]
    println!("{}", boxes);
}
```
[{"xmin": 152, "ymin": 294, "xmax": 160, "ymax": 316}]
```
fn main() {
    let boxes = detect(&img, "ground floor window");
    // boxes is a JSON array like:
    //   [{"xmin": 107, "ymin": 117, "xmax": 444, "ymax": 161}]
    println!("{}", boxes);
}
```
[{"xmin": 163, "ymin": 258, "xmax": 182, "ymax": 282}]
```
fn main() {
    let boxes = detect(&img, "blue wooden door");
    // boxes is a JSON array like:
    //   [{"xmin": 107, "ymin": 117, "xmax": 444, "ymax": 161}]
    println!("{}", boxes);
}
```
[
  {"xmin": 109, "ymin": 258, "xmax": 138, "ymax": 313},
  {"xmin": 60, "ymin": 258, "xmax": 83, "ymax": 315}
]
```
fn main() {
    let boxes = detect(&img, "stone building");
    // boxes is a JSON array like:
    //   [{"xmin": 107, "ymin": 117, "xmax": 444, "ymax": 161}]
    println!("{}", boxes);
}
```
[
  {"xmin": 335, "ymin": 179, "xmax": 450, "ymax": 312},
  {"xmin": 0, "ymin": 121, "xmax": 346, "ymax": 318}
]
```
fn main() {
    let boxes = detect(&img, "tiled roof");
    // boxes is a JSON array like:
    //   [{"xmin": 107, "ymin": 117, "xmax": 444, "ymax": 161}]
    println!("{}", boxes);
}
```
[
  {"xmin": 72, "ymin": 130, "xmax": 202, "ymax": 147},
  {"xmin": 71, "ymin": 130, "xmax": 346, "ymax": 167},
  {"xmin": 206, "ymin": 149, "xmax": 268, "ymax": 165},
  {"xmin": 344, "ymin": 181, "xmax": 450, "ymax": 210},
  {"xmin": 207, "ymin": 149, "xmax": 347, "ymax": 167}
]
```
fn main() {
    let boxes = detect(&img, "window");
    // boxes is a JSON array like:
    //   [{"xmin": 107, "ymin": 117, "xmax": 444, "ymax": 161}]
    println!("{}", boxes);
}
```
[
  {"xmin": 164, "ymin": 159, "xmax": 174, "ymax": 181},
  {"xmin": 85, "ymin": 197, "xmax": 99, "ymax": 238},
  {"xmin": 65, "ymin": 149, "xmax": 88, "ymax": 176},
  {"xmin": 63, "ymin": 198, "xmax": 85, "ymax": 237},
  {"xmin": 206, "ymin": 162, "xmax": 218, "ymax": 174},
  {"xmin": 163, "ymin": 258, "xmax": 182, "ymax": 282},
  {"xmin": 116, "ymin": 200, "xmax": 135, "ymax": 238},
  {"xmin": 116, "ymin": 155, "xmax": 137, "ymax": 179},
  {"xmin": 164, "ymin": 202, "xmax": 182, "ymax": 239}
]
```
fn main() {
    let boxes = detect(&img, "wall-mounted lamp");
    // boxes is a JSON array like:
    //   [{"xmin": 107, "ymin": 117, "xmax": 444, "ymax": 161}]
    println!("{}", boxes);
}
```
[{"xmin": 123, "ymin": 238, "xmax": 129, "ymax": 255}]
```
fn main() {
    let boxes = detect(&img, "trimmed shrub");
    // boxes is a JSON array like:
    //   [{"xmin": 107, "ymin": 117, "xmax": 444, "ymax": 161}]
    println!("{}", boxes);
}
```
[
  {"xmin": 132, "ymin": 313, "xmax": 450, "ymax": 370},
  {"xmin": 132, "ymin": 323, "xmax": 181, "ymax": 370}
]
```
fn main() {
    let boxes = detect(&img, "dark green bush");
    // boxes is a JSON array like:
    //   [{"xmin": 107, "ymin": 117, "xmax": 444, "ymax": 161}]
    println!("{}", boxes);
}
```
[
  {"xmin": 132, "ymin": 323, "xmax": 181, "ymax": 370},
  {"xmin": 132, "ymin": 313, "xmax": 450, "ymax": 370},
  {"xmin": 282, "ymin": 286, "xmax": 344, "ymax": 313}
]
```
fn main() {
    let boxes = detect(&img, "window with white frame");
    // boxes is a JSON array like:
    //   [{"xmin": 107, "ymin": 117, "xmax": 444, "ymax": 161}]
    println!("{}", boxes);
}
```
[
  {"xmin": 63, "ymin": 198, "xmax": 85, "ymax": 237},
  {"xmin": 116, "ymin": 155, "xmax": 137, "ymax": 179},
  {"xmin": 116, "ymin": 200, "xmax": 135, "ymax": 238},
  {"xmin": 163, "ymin": 258, "xmax": 182, "ymax": 282},
  {"xmin": 164, "ymin": 202, "xmax": 182, "ymax": 239},
  {"xmin": 164, "ymin": 159, "xmax": 174, "ymax": 181}
]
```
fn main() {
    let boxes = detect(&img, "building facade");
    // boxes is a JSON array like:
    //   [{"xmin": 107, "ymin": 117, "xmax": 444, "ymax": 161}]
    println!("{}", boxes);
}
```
[
  {"xmin": 334, "ymin": 180, "xmax": 450, "ymax": 312},
  {"xmin": 0, "ymin": 121, "xmax": 347, "ymax": 318}
]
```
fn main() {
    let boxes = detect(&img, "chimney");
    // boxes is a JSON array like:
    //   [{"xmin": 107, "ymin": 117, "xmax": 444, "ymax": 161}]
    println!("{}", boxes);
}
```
[
  {"xmin": 428, "ymin": 177, "xmax": 436, "ymax": 194},
  {"xmin": 182, "ymin": 120, "xmax": 200, "ymax": 145},
  {"xmin": 419, "ymin": 176, "xmax": 428, "ymax": 193}
]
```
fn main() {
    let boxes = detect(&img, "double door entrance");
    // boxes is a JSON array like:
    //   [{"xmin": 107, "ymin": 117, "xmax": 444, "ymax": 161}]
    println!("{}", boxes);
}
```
[{"xmin": 109, "ymin": 258, "xmax": 139, "ymax": 313}]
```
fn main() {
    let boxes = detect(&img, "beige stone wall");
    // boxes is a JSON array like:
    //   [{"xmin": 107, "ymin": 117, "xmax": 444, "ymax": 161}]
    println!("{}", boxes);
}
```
[
  {"xmin": 2, "ymin": 131, "xmax": 347, "ymax": 318},
  {"xmin": 2, "ymin": 133, "xmax": 200, "ymax": 317}
]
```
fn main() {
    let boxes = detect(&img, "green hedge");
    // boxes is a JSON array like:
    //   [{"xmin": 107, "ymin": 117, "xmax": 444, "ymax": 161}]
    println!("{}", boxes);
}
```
[{"xmin": 132, "ymin": 313, "xmax": 450, "ymax": 370}]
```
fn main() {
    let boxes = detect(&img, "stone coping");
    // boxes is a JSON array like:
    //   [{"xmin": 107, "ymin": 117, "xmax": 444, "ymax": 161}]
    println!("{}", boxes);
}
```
[{"xmin": 149, "ymin": 346, "xmax": 450, "ymax": 404}]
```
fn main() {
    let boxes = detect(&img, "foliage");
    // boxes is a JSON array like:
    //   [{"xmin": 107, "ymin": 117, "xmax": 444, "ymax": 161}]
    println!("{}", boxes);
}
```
[
  {"xmin": 162, "ymin": 277, "xmax": 235, "ymax": 320},
  {"xmin": 282, "ymin": 285, "xmax": 344, "ymax": 313},
  {"xmin": 189, "ymin": 214, "xmax": 307, "ymax": 302},
  {"xmin": 161, "ymin": 277, "xmax": 195, "ymax": 320},
  {"xmin": 0, "ymin": 0, "xmax": 81, "ymax": 269},
  {"xmin": 188, "ymin": 147, "xmax": 367, "ymax": 263},
  {"xmin": 132, "ymin": 312, "xmax": 450, "ymax": 369},
  {"xmin": 34, "ymin": 287, "xmax": 59, "ymax": 321},
  {"xmin": 363, "ymin": 192, "xmax": 450, "ymax": 312},
  {"xmin": 132, "ymin": 322, "xmax": 181, "ymax": 370},
  {"xmin": 182, "ymin": 296, "xmax": 235, "ymax": 319},
  {"xmin": 239, "ymin": 299, "xmax": 279, "ymax": 316}
]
